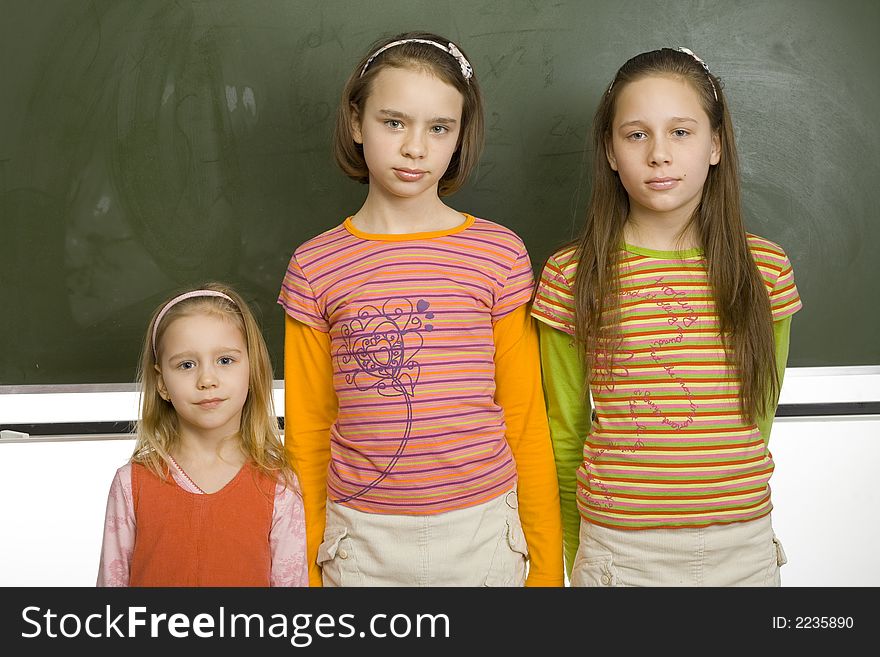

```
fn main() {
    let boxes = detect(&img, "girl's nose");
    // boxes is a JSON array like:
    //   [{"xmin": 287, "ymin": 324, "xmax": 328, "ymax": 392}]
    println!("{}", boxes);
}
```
[
  {"xmin": 649, "ymin": 137, "xmax": 672, "ymax": 166},
  {"xmin": 197, "ymin": 366, "xmax": 218, "ymax": 389},
  {"xmin": 401, "ymin": 131, "xmax": 426, "ymax": 158}
]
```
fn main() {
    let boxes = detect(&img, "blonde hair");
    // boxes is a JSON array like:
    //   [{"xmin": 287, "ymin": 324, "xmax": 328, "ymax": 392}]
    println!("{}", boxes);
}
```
[
  {"xmin": 132, "ymin": 282, "xmax": 295, "ymax": 489},
  {"xmin": 333, "ymin": 31, "xmax": 485, "ymax": 197},
  {"xmin": 572, "ymin": 48, "xmax": 777, "ymax": 422}
]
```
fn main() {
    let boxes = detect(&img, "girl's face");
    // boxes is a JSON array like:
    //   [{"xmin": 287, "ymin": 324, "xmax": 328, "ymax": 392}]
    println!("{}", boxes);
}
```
[
  {"xmin": 606, "ymin": 75, "xmax": 721, "ymax": 225},
  {"xmin": 352, "ymin": 66, "xmax": 464, "ymax": 203},
  {"xmin": 155, "ymin": 312, "xmax": 250, "ymax": 442}
]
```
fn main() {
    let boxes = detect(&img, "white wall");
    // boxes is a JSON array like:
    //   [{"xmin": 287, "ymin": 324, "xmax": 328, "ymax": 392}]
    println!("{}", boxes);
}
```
[
  {"xmin": 768, "ymin": 416, "xmax": 879, "ymax": 586},
  {"xmin": 0, "ymin": 437, "xmax": 134, "ymax": 586},
  {"xmin": 1, "ymin": 371, "xmax": 878, "ymax": 586}
]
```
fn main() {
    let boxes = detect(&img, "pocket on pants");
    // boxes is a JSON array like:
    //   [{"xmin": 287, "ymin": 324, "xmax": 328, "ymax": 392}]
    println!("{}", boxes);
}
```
[
  {"xmin": 317, "ymin": 526, "xmax": 363, "ymax": 587},
  {"xmin": 484, "ymin": 501, "xmax": 529, "ymax": 587},
  {"xmin": 571, "ymin": 549, "xmax": 621, "ymax": 587},
  {"xmin": 763, "ymin": 533, "xmax": 787, "ymax": 586},
  {"xmin": 772, "ymin": 535, "xmax": 787, "ymax": 567}
]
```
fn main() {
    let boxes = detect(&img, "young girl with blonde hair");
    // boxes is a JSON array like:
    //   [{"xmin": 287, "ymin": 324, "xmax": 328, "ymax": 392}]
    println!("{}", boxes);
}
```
[
  {"xmin": 98, "ymin": 282, "xmax": 307, "ymax": 586},
  {"xmin": 279, "ymin": 31, "xmax": 562, "ymax": 587},
  {"xmin": 532, "ymin": 48, "xmax": 801, "ymax": 586}
]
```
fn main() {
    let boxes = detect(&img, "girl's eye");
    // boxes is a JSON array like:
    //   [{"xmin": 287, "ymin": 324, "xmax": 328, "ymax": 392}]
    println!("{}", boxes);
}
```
[
  {"xmin": 430, "ymin": 125, "xmax": 448, "ymax": 134},
  {"xmin": 627, "ymin": 131, "xmax": 647, "ymax": 141},
  {"xmin": 385, "ymin": 120, "xmax": 403, "ymax": 129},
  {"xmin": 218, "ymin": 356, "xmax": 234, "ymax": 366},
  {"xmin": 673, "ymin": 128, "xmax": 690, "ymax": 137},
  {"xmin": 177, "ymin": 361, "xmax": 195, "ymax": 370}
]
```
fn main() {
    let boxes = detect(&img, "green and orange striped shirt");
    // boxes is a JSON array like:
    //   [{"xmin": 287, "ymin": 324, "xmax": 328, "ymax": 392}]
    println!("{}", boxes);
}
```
[{"xmin": 531, "ymin": 235, "xmax": 801, "ymax": 532}]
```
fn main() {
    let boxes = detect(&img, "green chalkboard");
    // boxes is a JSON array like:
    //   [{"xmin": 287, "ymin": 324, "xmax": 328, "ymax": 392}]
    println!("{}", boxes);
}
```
[{"xmin": 1, "ymin": 0, "xmax": 878, "ymax": 384}]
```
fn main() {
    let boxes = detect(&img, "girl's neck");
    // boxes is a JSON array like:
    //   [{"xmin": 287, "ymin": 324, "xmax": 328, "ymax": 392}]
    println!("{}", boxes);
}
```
[
  {"xmin": 624, "ymin": 212, "xmax": 699, "ymax": 251},
  {"xmin": 171, "ymin": 429, "xmax": 246, "ymax": 493},
  {"xmin": 351, "ymin": 193, "xmax": 463, "ymax": 235}
]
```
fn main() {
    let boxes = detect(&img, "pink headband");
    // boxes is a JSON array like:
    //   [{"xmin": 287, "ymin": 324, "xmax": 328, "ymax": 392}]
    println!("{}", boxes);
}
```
[{"xmin": 151, "ymin": 290, "xmax": 236, "ymax": 357}]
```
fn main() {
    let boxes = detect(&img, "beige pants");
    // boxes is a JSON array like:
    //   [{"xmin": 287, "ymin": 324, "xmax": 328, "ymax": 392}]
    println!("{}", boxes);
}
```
[
  {"xmin": 571, "ymin": 514, "xmax": 787, "ymax": 587},
  {"xmin": 318, "ymin": 489, "xmax": 528, "ymax": 586}
]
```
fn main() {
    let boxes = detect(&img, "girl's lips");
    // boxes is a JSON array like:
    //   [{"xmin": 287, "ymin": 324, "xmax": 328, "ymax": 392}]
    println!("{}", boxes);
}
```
[
  {"xmin": 197, "ymin": 399, "xmax": 223, "ymax": 410},
  {"xmin": 646, "ymin": 178, "xmax": 679, "ymax": 190},
  {"xmin": 393, "ymin": 168, "xmax": 426, "ymax": 182}
]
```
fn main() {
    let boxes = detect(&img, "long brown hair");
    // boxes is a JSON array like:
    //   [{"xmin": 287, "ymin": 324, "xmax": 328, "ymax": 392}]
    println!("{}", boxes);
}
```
[
  {"xmin": 133, "ymin": 282, "xmax": 296, "ymax": 490},
  {"xmin": 333, "ymin": 31, "xmax": 485, "ymax": 196},
  {"xmin": 572, "ymin": 48, "xmax": 776, "ymax": 422}
]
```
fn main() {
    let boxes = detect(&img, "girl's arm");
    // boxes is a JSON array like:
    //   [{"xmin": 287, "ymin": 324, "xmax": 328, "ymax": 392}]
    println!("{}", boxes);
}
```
[
  {"xmin": 96, "ymin": 464, "xmax": 135, "ymax": 587},
  {"xmin": 537, "ymin": 322, "xmax": 590, "ymax": 579},
  {"xmin": 269, "ymin": 480, "xmax": 309, "ymax": 587},
  {"xmin": 284, "ymin": 315, "xmax": 337, "ymax": 587},
  {"xmin": 756, "ymin": 316, "xmax": 793, "ymax": 446},
  {"xmin": 493, "ymin": 304, "xmax": 564, "ymax": 587}
]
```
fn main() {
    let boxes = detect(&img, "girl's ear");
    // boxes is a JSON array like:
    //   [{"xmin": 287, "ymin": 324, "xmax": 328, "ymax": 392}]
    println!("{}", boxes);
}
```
[
  {"xmin": 605, "ymin": 138, "xmax": 618, "ymax": 172},
  {"xmin": 155, "ymin": 364, "xmax": 169, "ymax": 401},
  {"xmin": 350, "ymin": 103, "xmax": 363, "ymax": 145},
  {"xmin": 710, "ymin": 130, "xmax": 721, "ymax": 165}
]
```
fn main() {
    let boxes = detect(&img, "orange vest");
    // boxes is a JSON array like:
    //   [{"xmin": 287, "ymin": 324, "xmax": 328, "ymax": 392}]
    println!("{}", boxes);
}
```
[{"xmin": 130, "ymin": 461, "xmax": 275, "ymax": 586}]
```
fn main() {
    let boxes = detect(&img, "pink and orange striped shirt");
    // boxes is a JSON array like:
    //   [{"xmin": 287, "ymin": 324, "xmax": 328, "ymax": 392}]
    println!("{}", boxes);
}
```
[
  {"xmin": 531, "ymin": 235, "xmax": 802, "ymax": 529},
  {"xmin": 278, "ymin": 214, "xmax": 535, "ymax": 515}
]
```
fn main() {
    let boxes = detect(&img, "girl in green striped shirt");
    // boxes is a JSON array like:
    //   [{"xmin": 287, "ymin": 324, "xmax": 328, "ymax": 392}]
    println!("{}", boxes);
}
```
[{"xmin": 532, "ymin": 48, "xmax": 801, "ymax": 586}]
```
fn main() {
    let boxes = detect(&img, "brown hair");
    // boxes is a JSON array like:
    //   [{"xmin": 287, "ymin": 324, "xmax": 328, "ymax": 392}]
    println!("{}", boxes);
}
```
[
  {"xmin": 333, "ymin": 31, "xmax": 485, "ymax": 196},
  {"xmin": 132, "ymin": 282, "xmax": 296, "ymax": 490},
  {"xmin": 572, "ymin": 48, "xmax": 777, "ymax": 422}
]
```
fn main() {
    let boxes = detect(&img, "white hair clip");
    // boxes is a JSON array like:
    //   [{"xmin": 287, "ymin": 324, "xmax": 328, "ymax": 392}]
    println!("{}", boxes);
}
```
[
  {"xmin": 677, "ymin": 46, "xmax": 718, "ymax": 101},
  {"xmin": 445, "ymin": 42, "xmax": 474, "ymax": 80},
  {"xmin": 360, "ymin": 38, "xmax": 473, "ymax": 82}
]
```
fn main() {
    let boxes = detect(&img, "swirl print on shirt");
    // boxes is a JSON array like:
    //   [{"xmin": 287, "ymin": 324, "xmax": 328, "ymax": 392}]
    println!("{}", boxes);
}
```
[{"xmin": 332, "ymin": 297, "xmax": 432, "ymax": 502}]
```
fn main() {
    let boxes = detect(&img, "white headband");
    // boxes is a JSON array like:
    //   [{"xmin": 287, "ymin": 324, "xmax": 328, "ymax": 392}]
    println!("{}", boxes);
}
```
[
  {"xmin": 607, "ymin": 47, "xmax": 719, "ymax": 102},
  {"xmin": 677, "ymin": 47, "xmax": 718, "ymax": 101},
  {"xmin": 151, "ymin": 290, "xmax": 236, "ymax": 357},
  {"xmin": 360, "ymin": 38, "xmax": 473, "ymax": 81}
]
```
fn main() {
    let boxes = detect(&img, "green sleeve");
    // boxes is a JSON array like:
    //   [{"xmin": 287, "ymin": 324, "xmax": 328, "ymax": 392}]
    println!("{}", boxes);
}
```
[
  {"xmin": 537, "ymin": 322, "xmax": 590, "ymax": 578},
  {"xmin": 756, "ymin": 316, "xmax": 793, "ymax": 446}
]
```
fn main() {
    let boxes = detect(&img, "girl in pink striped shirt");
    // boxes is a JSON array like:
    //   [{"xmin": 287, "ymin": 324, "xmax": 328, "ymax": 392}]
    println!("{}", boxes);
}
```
[{"xmin": 279, "ymin": 31, "xmax": 562, "ymax": 587}]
